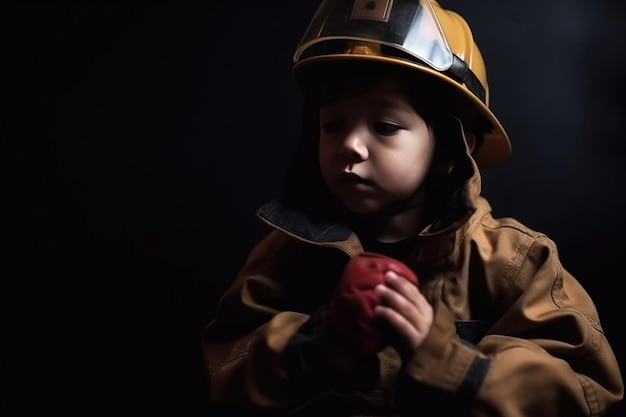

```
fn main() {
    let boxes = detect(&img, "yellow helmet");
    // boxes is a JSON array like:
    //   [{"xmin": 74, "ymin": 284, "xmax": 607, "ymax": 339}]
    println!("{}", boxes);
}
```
[{"xmin": 293, "ymin": 0, "xmax": 511, "ymax": 168}]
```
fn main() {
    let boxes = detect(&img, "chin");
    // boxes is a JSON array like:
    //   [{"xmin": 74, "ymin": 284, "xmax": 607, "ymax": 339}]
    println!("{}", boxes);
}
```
[{"xmin": 340, "ymin": 199, "xmax": 381, "ymax": 215}]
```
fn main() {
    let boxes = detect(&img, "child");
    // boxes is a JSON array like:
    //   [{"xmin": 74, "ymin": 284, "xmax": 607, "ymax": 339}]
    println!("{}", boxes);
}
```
[{"xmin": 202, "ymin": 1, "xmax": 624, "ymax": 416}]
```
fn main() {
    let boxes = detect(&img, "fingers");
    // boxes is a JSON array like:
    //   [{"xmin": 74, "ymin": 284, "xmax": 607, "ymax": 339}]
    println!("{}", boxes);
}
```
[{"xmin": 374, "ymin": 270, "xmax": 433, "ymax": 351}]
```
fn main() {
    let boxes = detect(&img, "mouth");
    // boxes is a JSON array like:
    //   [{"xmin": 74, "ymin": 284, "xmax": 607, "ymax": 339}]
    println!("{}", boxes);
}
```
[{"xmin": 337, "ymin": 172, "xmax": 374, "ymax": 189}]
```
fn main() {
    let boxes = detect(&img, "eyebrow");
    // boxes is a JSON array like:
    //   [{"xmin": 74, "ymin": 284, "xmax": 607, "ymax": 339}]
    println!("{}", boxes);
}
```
[{"xmin": 370, "ymin": 97, "xmax": 413, "ymax": 114}]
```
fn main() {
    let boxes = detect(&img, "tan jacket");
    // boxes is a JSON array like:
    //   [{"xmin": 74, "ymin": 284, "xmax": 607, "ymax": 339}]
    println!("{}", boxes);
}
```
[{"xmin": 203, "ymin": 151, "xmax": 623, "ymax": 416}]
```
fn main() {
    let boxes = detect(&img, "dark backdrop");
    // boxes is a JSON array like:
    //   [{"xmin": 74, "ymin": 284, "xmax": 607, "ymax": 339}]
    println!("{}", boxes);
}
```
[{"xmin": 4, "ymin": 1, "xmax": 625, "ymax": 414}]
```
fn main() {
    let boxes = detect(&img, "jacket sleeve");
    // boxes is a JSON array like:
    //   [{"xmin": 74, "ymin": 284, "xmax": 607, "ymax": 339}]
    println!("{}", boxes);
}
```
[
  {"xmin": 398, "ymin": 233, "xmax": 624, "ymax": 417},
  {"xmin": 202, "ymin": 231, "xmax": 377, "ymax": 416}
]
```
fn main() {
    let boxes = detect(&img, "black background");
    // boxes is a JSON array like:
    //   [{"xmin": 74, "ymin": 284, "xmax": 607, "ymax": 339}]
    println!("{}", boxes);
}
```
[{"xmin": 4, "ymin": 1, "xmax": 625, "ymax": 414}]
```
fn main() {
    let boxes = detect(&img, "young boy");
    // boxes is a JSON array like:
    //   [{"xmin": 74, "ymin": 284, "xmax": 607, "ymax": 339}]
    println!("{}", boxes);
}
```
[{"xmin": 202, "ymin": 1, "xmax": 623, "ymax": 416}]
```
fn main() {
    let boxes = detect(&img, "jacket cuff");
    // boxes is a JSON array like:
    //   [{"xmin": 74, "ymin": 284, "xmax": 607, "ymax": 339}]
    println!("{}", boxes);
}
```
[
  {"xmin": 284, "ymin": 307, "xmax": 380, "ymax": 398},
  {"xmin": 397, "ymin": 302, "xmax": 490, "ymax": 411}
]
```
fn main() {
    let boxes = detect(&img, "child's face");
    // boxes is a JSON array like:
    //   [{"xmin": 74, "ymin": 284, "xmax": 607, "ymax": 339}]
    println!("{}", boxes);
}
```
[{"xmin": 319, "ymin": 77, "xmax": 435, "ymax": 215}]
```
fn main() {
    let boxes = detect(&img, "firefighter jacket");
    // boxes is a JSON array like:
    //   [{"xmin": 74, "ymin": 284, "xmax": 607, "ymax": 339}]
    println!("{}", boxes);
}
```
[{"xmin": 202, "ymin": 119, "xmax": 623, "ymax": 416}]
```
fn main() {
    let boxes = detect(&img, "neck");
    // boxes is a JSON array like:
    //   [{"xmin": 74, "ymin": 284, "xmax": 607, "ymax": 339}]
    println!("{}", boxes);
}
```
[
  {"xmin": 366, "ymin": 205, "xmax": 429, "ymax": 243},
  {"xmin": 346, "ymin": 189, "xmax": 433, "ymax": 243}
]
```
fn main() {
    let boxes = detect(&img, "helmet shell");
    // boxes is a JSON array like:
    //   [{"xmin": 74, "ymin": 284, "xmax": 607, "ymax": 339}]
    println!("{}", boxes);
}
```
[{"xmin": 293, "ymin": 0, "xmax": 511, "ymax": 168}]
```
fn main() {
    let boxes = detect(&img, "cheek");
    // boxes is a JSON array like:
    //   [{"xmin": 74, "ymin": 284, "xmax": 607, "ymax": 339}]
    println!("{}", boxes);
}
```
[
  {"xmin": 382, "ymin": 141, "xmax": 434, "ymax": 186},
  {"xmin": 384, "ymin": 163, "xmax": 428, "ymax": 194},
  {"xmin": 318, "ymin": 140, "xmax": 334, "ymax": 180},
  {"xmin": 318, "ymin": 138, "xmax": 331, "ymax": 162}
]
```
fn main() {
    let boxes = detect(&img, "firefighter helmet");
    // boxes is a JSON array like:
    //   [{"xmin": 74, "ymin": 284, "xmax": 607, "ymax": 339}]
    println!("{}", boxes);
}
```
[{"xmin": 293, "ymin": 0, "xmax": 511, "ymax": 168}]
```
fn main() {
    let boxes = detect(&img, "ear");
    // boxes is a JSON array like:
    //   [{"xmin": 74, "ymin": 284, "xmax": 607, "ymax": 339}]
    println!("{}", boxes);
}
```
[{"xmin": 464, "ymin": 129, "xmax": 477, "ymax": 154}]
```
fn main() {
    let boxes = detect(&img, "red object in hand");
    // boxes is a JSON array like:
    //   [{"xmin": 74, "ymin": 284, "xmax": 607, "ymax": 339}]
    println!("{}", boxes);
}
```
[{"xmin": 328, "ymin": 252, "xmax": 419, "ymax": 356}]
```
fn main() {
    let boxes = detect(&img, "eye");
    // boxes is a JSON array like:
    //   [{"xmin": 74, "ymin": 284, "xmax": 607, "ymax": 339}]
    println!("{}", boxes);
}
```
[
  {"xmin": 372, "ymin": 122, "xmax": 401, "ymax": 136},
  {"xmin": 320, "ymin": 120, "xmax": 343, "ymax": 133}
]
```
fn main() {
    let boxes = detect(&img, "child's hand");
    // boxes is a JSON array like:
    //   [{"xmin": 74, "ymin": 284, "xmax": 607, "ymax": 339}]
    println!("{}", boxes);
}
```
[
  {"xmin": 374, "ymin": 270, "xmax": 433, "ymax": 357},
  {"xmin": 328, "ymin": 252, "xmax": 418, "ymax": 357}
]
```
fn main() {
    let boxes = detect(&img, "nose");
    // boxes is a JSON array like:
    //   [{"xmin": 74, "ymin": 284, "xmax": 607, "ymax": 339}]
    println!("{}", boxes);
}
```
[{"xmin": 340, "ymin": 128, "xmax": 368, "ymax": 163}]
